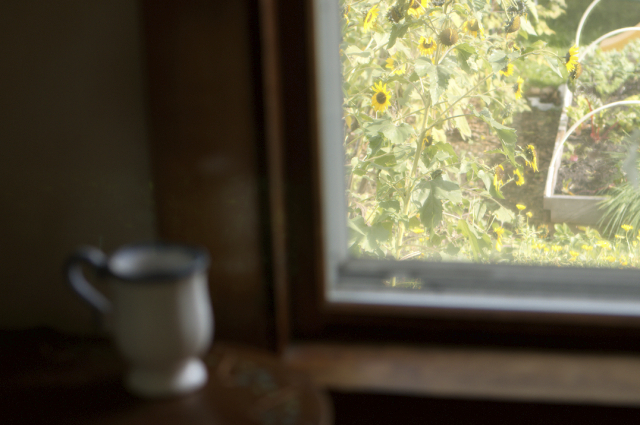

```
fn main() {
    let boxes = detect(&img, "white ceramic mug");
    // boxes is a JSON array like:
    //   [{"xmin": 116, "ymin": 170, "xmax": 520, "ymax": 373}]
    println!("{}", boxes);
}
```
[{"xmin": 65, "ymin": 242, "xmax": 214, "ymax": 398}]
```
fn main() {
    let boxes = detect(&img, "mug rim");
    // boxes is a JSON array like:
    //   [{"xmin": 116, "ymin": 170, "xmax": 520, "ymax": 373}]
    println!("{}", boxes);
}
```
[{"xmin": 108, "ymin": 241, "xmax": 210, "ymax": 282}]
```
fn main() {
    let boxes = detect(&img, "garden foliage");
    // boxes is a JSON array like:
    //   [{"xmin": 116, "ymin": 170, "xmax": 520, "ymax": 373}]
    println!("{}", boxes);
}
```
[{"xmin": 343, "ymin": 0, "xmax": 640, "ymax": 270}]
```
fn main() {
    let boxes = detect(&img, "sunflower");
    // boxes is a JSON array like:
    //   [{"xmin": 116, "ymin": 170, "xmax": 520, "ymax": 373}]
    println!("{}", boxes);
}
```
[
  {"xmin": 569, "ymin": 62, "xmax": 582, "ymax": 80},
  {"xmin": 407, "ymin": 0, "xmax": 427, "ymax": 18},
  {"xmin": 371, "ymin": 81, "xmax": 391, "ymax": 113},
  {"xmin": 462, "ymin": 19, "xmax": 483, "ymax": 38},
  {"xmin": 494, "ymin": 226, "xmax": 505, "ymax": 252},
  {"xmin": 505, "ymin": 15, "xmax": 521, "ymax": 33},
  {"xmin": 524, "ymin": 144, "xmax": 538, "ymax": 172},
  {"xmin": 565, "ymin": 45, "xmax": 579, "ymax": 72},
  {"xmin": 514, "ymin": 168, "xmax": 525, "ymax": 186},
  {"xmin": 363, "ymin": 6, "xmax": 379, "ymax": 31},
  {"xmin": 439, "ymin": 28, "xmax": 459, "ymax": 46},
  {"xmin": 385, "ymin": 55, "xmax": 405, "ymax": 75},
  {"xmin": 418, "ymin": 36, "xmax": 437, "ymax": 56},
  {"xmin": 422, "ymin": 134, "xmax": 433, "ymax": 148},
  {"xmin": 387, "ymin": 6, "xmax": 403, "ymax": 23},
  {"xmin": 493, "ymin": 164, "xmax": 505, "ymax": 189},
  {"xmin": 513, "ymin": 76, "xmax": 524, "ymax": 100},
  {"xmin": 499, "ymin": 63, "xmax": 514, "ymax": 77}
]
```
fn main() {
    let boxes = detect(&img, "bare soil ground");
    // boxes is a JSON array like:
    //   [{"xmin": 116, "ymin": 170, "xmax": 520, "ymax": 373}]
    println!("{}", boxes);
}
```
[{"xmin": 448, "ymin": 87, "xmax": 562, "ymax": 226}]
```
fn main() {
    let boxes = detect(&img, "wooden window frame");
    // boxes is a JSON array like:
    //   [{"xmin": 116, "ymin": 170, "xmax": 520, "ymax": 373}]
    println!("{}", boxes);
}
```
[{"xmin": 262, "ymin": 0, "xmax": 640, "ymax": 354}]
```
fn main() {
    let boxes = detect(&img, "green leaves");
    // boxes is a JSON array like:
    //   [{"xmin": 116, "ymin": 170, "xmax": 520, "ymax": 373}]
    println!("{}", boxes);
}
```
[
  {"xmin": 472, "ymin": 109, "xmax": 517, "ymax": 164},
  {"xmin": 420, "ymin": 191, "xmax": 443, "ymax": 230},
  {"xmin": 493, "ymin": 206, "xmax": 515, "ymax": 223},
  {"xmin": 387, "ymin": 23, "xmax": 410, "ymax": 49},
  {"xmin": 348, "ymin": 216, "xmax": 392, "ymax": 256},
  {"xmin": 519, "ymin": 17, "xmax": 537, "ymax": 36},
  {"xmin": 343, "ymin": 45, "xmax": 372, "ymax": 64},
  {"xmin": 428, "ymin": 64, "xmax": 455, "ymax": 104},
  {"xmin": 365, "ymin": 119, "xmax": 414, "ymax": 145},
  {"xmin": 523, "ymin": 0, "xmax": 538, "ymax": 22},
  {"xmin": 419, "ymin": 177, "xmax": 462, "ymax": 229},
  {"xmin": 455, "ymin": 43, "xmax": 476, "ymax": 74},
  {"xmin": 544, "ymin": 55, "xmax": 564, "ymax": 78},
  {"xmin": 457, "ymin": 219, "xmax": 480, "ymax": 261}
]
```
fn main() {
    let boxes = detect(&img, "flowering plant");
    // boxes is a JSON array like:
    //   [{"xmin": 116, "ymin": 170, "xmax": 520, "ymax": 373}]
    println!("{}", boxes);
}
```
[{"xmin": 343, "ymin": 0, "xmax": 570, "ymax": 266}]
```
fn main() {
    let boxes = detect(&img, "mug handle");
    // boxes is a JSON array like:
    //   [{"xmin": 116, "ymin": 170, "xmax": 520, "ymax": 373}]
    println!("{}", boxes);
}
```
[{"xmin": 65, "ymin": 246, "xmax": 112, "ymax": 315}]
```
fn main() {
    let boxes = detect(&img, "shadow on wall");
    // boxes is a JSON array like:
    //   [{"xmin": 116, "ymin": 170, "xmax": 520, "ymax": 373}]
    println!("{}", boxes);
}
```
[{"xmin": 0, "ymin": 1, "xmax": 155, "ymax": 333}]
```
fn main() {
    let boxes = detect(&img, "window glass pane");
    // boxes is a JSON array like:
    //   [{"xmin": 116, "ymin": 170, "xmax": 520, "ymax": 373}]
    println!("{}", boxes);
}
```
[{"xmin": 340, "ymin": 0, "xmax": 640, "ymax": 283}]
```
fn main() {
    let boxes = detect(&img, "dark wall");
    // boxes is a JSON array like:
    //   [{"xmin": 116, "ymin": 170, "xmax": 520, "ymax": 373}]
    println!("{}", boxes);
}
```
[
  {"xmin": 0, "ymin": 0, "xmax": 274, "ymax": 348},
  {"xmin": 0, "ymin": 1, "xmax": 155, "ymax": 333},
  {"xmin": 142, "ymin": 0, "xmax": 274, "ymax": 349}
]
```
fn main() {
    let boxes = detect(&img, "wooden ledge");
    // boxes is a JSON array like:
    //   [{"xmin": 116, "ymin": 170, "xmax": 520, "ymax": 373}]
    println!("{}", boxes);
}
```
[{"xmin": 283, "ymin": 342, "xmax": 640, "ymax": 406}]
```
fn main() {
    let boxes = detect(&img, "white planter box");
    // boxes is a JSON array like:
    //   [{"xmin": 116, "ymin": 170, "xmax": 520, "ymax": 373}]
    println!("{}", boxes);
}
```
[{"xmin": 543, "ymin": 84, "xmax": 606, "ymax": 226}]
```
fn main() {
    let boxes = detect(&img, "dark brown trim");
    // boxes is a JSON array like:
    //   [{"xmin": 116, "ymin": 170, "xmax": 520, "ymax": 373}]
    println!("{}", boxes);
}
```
[
  {"xmin": 258, "ymin": 0, "xmax": 290, "ymax": 354},
  {"xmin": 141, "ymin": 0, "xmax": 275, "ymax": 349},
  {"xmin": 285, "ymin": 342, "xmax": 640, "ymax": 406}
]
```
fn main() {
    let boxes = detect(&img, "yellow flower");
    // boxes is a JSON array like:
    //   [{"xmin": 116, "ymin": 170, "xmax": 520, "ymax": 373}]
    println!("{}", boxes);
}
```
[
  {"xmin": 371, "ymin": 81, "xmax": 391, "ymax": 113},
  {"xmin": 620, "ymin": 257, "xmax": 629, "ymax": 266},
  {"xmin": 363, "ymin": 6, "xmax": 380, "ymax": 31},
  {"xmin": 494, "ymin": 226, "xmax": 505, "ymax": 252},
  {"xmin": 622, "ymin": 224, "xmax": 633, "ymax": 232},
  {"xmin": 514, "ymin": 168, "xmax": 524, "ymax": 186},
  {"xmin": 570, "ymin": 250, "xmax": 579, "ymax": 258},
  {"xmin": 552, "ymin": 245, "xmax": 562, "ymax": 252},
  {"xmin": 525, "ymin": 145, "xmax": 538, "ymax": 172},
  {"xmin": 407, "ymin": 0, "xmax": 427, "ymax": 18},
  {"xmin": 605, "ymin": 255, "xmax": 616, "ymax": 263},
  {"xmin": 499, "ymin": 63, "xmax": 514, "ymax": 77},
  {"xmin": 596, "ymin": 240, "xmax": 611, "ymax": 250},
  {"xmin": 582, "ymin": 244, "xmax": 593, "ymax": 251},
  {"xmin": 507, "ymin": 40, "xmax": 520, "ymax": 52},
  {"xmin": 462, "ymin": 19, "xmax": 483, "ymax": 38},
  {"xmin": 493, "ymin": 164, "xmax": 504, "ymax": 189},
  {"xmin": 513, "ymin": 77, "xmax": 524, "ymax": 100},
  {"xmin": 615, "ymin": 234, "xmax": 625, "ymax": 239},
  {"xmin": 516, "ymin": 204, "xmax": 526, "ymax": 210},
  {"xmin": 569, "ymin": 63, "xmax": 582, "ymax": 80},
  {"xmin": 526, "ymin": 211, "xmax": 533, "ymax": 218},
  {"xmin": 385, "ymin": 56, "xmax": 406, "ymax": 75},
  {"xmin": 418, "ymin": 36, "xmax": 437, "ymax": 56},
  {"xmin": 565, "ymin": 45, "xmax": 579, "ymax": 72}
]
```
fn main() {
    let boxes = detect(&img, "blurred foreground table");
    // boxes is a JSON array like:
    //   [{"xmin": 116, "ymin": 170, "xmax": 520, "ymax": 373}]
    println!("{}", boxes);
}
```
[{"xmin": 0, "ymin": 329, "xmax": 332, "ymax": 425}]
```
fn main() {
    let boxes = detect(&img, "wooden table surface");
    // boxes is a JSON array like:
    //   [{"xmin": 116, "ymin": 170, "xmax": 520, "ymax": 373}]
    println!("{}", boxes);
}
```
[{"xmin": 0, "ymin": 329, "xmax": 332, "ymax": 425}]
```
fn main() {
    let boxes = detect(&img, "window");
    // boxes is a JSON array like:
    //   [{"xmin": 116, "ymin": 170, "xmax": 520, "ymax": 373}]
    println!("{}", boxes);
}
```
[{"xmin": 309, "ymin": 0, "xmax": 640, "ymax": 328}]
